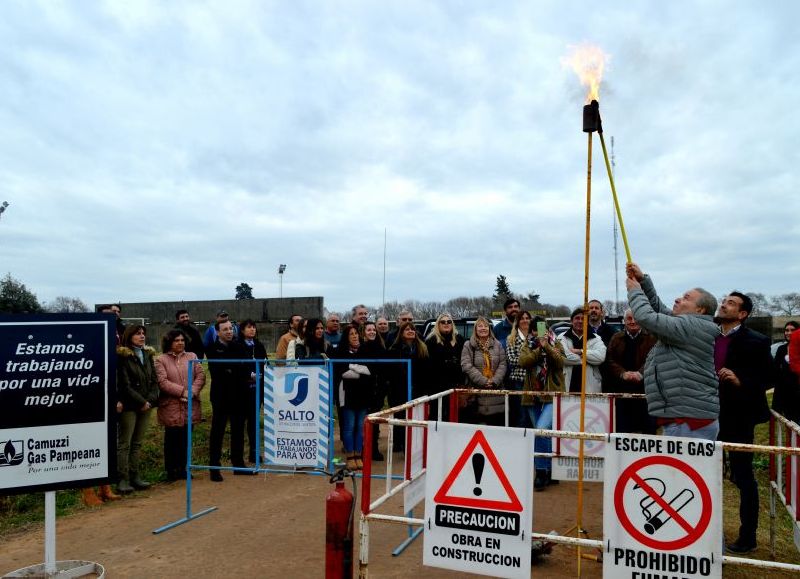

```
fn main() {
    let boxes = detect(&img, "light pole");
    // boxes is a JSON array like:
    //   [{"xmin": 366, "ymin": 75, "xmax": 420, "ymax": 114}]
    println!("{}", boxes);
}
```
[{"xmin": 278, "ymin": 264, "xmax": 286, "ymax": 298}]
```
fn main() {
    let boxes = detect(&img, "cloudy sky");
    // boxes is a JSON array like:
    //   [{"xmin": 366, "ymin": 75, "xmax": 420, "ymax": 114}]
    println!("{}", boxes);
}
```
[{"xmin": 1, "ymin": 1, "xmax": 798, "ymax": 315}]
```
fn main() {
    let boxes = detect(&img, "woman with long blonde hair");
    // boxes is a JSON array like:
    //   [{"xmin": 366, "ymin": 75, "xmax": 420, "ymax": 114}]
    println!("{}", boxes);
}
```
[
  {"xmin": 460, "ymin": 317, "xmax": 507, "ymax": 425},
  {"xmin": 425, "ymin": 313, "xmax": 465, "ymax": 421}
]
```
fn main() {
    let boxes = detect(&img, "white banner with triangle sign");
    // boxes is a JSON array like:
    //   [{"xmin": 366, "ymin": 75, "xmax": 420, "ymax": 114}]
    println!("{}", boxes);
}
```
[{"xmin": 423, "ymin": 422, "xmax": 533, "ymax": 578}]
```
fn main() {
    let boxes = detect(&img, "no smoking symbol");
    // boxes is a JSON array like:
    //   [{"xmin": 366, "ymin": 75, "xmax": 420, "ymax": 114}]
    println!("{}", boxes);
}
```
[
  {"xmin": 560, "ymin": 402, "xmax": 608, "ymax": 456},
  {"xmin": 614, "ymin": 455, "xmax": 712, "ymax": 551}
]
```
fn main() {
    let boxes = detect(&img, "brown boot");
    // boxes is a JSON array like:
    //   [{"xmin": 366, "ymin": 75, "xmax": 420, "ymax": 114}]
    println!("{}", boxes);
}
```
[
  {"xmin": 82, "ymin": 487, "xmax": 104, "ymax": 507},
  {"xmin": 355, "ymin": 455, "xmax": 364, "ymax": 470},
  {"xmin": 98, "ymin": 484, "xmax": 121, "ymax": 501},
  {"xmin": 345, "ymin": 453, "xmax": 358, "ymax": 471}
]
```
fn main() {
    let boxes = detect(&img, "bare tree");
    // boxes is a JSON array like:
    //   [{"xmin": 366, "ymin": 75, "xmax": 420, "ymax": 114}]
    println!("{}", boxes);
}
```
[
  {"xmin": 445, "ymin": 296, "xmax": 475, "ymax": 318},
  {"xmin": 379, "ymin": 301, "xmax": 403, "ymax": 320},
  {"xmin": 770, "ymin": 293, "xmax": 800, "ymax": 316},
  {"xmin": 45, "ymin": 296, "xmax": 89, "ymax": 313},
  {"xmin": 746, "ymin": 292, "xmax": 771, "ymax": 316},
  {"xmin": 602, "ymin": 300, "xmax": 628, "ymax": 316}
]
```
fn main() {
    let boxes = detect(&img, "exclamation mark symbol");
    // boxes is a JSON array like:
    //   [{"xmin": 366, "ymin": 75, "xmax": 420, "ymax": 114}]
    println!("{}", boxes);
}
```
[{"xmin": 472, "ymin": 453, "xmax": 485, "ymax": 496}]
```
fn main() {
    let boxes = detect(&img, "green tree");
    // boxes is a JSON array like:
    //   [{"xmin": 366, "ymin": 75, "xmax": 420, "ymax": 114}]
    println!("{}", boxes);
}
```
[
  {"xmin": 493, "ymin": 275, "xmax": 512, "ymax": 302},
  {"xmin": 235, "ymin": 282, "xmax": 254, "ymax": 300},
  {"xmin": 0, "ymin": 273, "xmax": 43, "ymax": 313}
]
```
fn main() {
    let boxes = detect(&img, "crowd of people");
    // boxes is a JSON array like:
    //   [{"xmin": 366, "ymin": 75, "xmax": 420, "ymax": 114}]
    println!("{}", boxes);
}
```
[{"xmin": 86, "ymin": 276, "xmax": 800, "ymax": 554}]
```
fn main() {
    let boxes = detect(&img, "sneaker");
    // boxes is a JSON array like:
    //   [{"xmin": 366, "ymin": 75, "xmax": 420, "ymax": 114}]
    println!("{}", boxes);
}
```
[
  {"xmin": 117, "ymin": 480, "xmax": 134, "ymax": 494},
  {"xmin": 726, "ymin": 539, "xmax": 756, "ymax": 554},
  {"xmin": 130, "ymin": 478, "xmax": 151, "ymax": 490}
]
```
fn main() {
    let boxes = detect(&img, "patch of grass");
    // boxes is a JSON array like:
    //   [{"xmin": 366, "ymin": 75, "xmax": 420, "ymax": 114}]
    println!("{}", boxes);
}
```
[
  {"xmin": 0, "ymin": 367, "xmax": 217, "ymax": 538},
  {"xmin": 720, "ymin": 413, "xmax": 800, "ymax": 577}
]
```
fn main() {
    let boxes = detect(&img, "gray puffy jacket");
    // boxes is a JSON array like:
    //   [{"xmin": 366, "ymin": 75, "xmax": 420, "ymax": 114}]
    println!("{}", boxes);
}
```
[{"xmin": 628, "ymin": 275, "xmax": 719, "ymax": 420}]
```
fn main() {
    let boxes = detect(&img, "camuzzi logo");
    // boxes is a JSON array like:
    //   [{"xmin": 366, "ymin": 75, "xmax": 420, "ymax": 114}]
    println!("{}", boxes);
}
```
[
  {"xmin": 0, "ymin": 439, "xmax": 25, "ymax": 467},
  {"xmin": 279, "ymin": 372, "xmax": 314, "ymax": 421}
]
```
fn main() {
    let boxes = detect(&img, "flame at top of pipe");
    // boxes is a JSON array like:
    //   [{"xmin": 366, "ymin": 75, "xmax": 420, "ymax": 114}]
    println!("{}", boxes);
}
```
[{"xmin": 562, "ymin": 44, "xmax": 610, "ymax": 103}]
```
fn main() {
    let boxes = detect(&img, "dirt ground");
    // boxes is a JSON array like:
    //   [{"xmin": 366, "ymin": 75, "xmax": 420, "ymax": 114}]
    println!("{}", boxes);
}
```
[{"xmin": 1, "ymin": 458, "xmax": 604, "ymax": 578}]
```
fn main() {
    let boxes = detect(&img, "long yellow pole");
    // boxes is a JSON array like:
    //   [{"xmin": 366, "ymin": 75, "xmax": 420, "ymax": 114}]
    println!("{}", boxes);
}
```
[
  {"xmin": 576, "ymin": 130, "xmax": 593, "ymax": 576},
  {"xmin": 598, "ymin": 132, "xmax": 632, "ymax": 262}
]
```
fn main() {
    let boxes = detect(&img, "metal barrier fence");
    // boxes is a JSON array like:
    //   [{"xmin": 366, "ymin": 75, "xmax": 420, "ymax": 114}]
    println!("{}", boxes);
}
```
[
  {"xmin": 153, "ymin": 356, "xmax": 412, "ymax": 534},
  {"xmin": 769, "ymin": 409, "xmax": 800, "ymax": 558},
  {"xmin": 359, "ymin": 388, "xmax": 800, "ymax": 577}
]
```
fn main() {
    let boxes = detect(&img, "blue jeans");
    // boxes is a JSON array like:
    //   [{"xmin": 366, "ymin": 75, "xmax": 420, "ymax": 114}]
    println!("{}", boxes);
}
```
[
  {"xmin": 662, "ymin": 419, "xmax": 719, "ymax": 441},
  {"xmin": 341, "ymin": 407, "xmax": 368, "ymax": 453},
  {"xmin": 525, "ymin": 402, "xmax": 553, "ymax": 471}
]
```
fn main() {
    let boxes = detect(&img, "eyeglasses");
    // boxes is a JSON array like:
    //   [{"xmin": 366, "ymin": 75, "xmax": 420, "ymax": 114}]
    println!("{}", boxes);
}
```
[
  {"xmin": 400, "ymin": 317, "xmax": 413, "ymax": 322},
  {"xmin": 439, "ymin": 320, "xmax": 453, "ymax": 325}
]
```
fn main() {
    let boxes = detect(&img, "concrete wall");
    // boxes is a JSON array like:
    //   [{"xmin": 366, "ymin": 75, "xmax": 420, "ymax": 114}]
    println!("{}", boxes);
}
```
[{"xmin": 112, "ymin": 297, "xmax": 323, "ymax": 325}]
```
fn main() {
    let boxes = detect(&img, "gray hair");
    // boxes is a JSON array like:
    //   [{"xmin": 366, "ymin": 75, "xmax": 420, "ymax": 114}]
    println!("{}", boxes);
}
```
[{"xmin": 694, "ymin": 288, "xmax": 717, "ymax": 316}]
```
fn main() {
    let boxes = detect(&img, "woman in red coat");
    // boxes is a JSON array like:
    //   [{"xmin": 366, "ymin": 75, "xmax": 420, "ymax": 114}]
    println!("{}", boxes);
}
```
[{"xmin": 155, "ymin": 329, "xmax": 206, "ymax": 481}]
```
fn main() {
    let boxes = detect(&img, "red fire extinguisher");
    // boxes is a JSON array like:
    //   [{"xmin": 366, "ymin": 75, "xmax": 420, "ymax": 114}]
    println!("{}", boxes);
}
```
[{"xmin": 326, "ymin": 473, "xmax": 354, "ymax": 578}]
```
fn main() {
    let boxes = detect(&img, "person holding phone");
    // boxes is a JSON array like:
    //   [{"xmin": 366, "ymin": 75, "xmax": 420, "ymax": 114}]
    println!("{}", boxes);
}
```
[{"xmin": 519, "ymin": 320, "xmax": 565, "ymax": 490}]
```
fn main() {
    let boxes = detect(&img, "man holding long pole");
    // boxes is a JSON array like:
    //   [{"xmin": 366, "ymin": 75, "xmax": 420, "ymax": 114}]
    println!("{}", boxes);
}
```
[{"xmin": 625, "ymin": 262, "xmax": 720, "ymax": 441}]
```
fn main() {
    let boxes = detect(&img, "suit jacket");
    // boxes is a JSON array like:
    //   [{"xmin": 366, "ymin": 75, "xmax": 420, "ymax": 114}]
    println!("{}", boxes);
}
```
[
  {"xmin": 718, "ymin": 326, "xmax": 772, "ymax": 441},
  {"xmin": 601, "ymin": 330, "xmax": 657, "ymax": 394}
]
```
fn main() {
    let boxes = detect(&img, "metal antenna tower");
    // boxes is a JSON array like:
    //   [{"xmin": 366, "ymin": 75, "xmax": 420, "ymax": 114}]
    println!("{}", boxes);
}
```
[{"xmin": 611, "ymin": 137, "xmax": 620, "ymax": 311}]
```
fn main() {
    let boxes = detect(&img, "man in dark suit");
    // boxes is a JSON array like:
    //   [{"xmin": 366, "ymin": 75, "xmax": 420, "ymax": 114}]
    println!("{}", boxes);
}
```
[
  {"xmin": 206, "ymin": 320, "xmax": 251, "ymax": 481},
  {"xmin": 175, "ymin": 309, "xmax": 205, "ymax": 359},
  {"xmin": 715, "ymin": 291, "xmax": 772, "ymax": 554}
]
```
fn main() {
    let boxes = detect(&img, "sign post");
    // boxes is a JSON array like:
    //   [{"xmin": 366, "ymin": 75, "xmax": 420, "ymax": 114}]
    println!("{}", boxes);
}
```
[
  {"xmin": 604, "ymin": 433, "xmax": 722, "ymax": 578},
  {"xmin": 424, "ymin": 422, "xmax": 533, "ymax": 578}
]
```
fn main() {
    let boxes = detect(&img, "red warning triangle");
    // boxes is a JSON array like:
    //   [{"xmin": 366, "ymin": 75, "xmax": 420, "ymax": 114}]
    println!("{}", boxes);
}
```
[{"xmin": 433, "ymin": 429, "xmax": 523, "ymax": 512}]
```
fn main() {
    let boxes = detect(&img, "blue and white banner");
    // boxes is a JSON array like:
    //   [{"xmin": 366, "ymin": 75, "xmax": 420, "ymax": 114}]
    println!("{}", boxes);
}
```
[{"xmin": 263, "ymin": 365, "xmax": 330, "ymax": 469}]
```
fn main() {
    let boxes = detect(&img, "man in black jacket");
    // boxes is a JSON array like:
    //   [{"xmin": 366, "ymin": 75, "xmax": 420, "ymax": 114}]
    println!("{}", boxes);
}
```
[
  {"xmin": 715, "ymin": 291, "xmax": 772, "ymax": 553},
  {"xmin": 175, "ymin": 309, "xmax": 205, "ymax": 360},
  {"xmin": 588, "ymin": 299, "xmax": 616, "ymax": 345},
  {"xmin": 206, "ymin": 320, "xmax": 251, "ymax": 481}
]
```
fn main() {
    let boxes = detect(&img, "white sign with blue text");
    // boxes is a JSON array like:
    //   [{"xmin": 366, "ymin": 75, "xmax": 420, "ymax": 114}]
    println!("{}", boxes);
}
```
[
  {"xmin": 0, "ymin": 314, "xmax": 114, "ymax": 494},
  {"xmin": 264, "ymin": 365, "xmax": 329, "ymax": 468}
]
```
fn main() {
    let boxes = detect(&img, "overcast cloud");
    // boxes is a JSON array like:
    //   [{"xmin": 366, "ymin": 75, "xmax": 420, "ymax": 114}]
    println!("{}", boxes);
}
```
[{"xmin": 1, "ymin": 1, "xmax": 798, "ymax": 315}]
